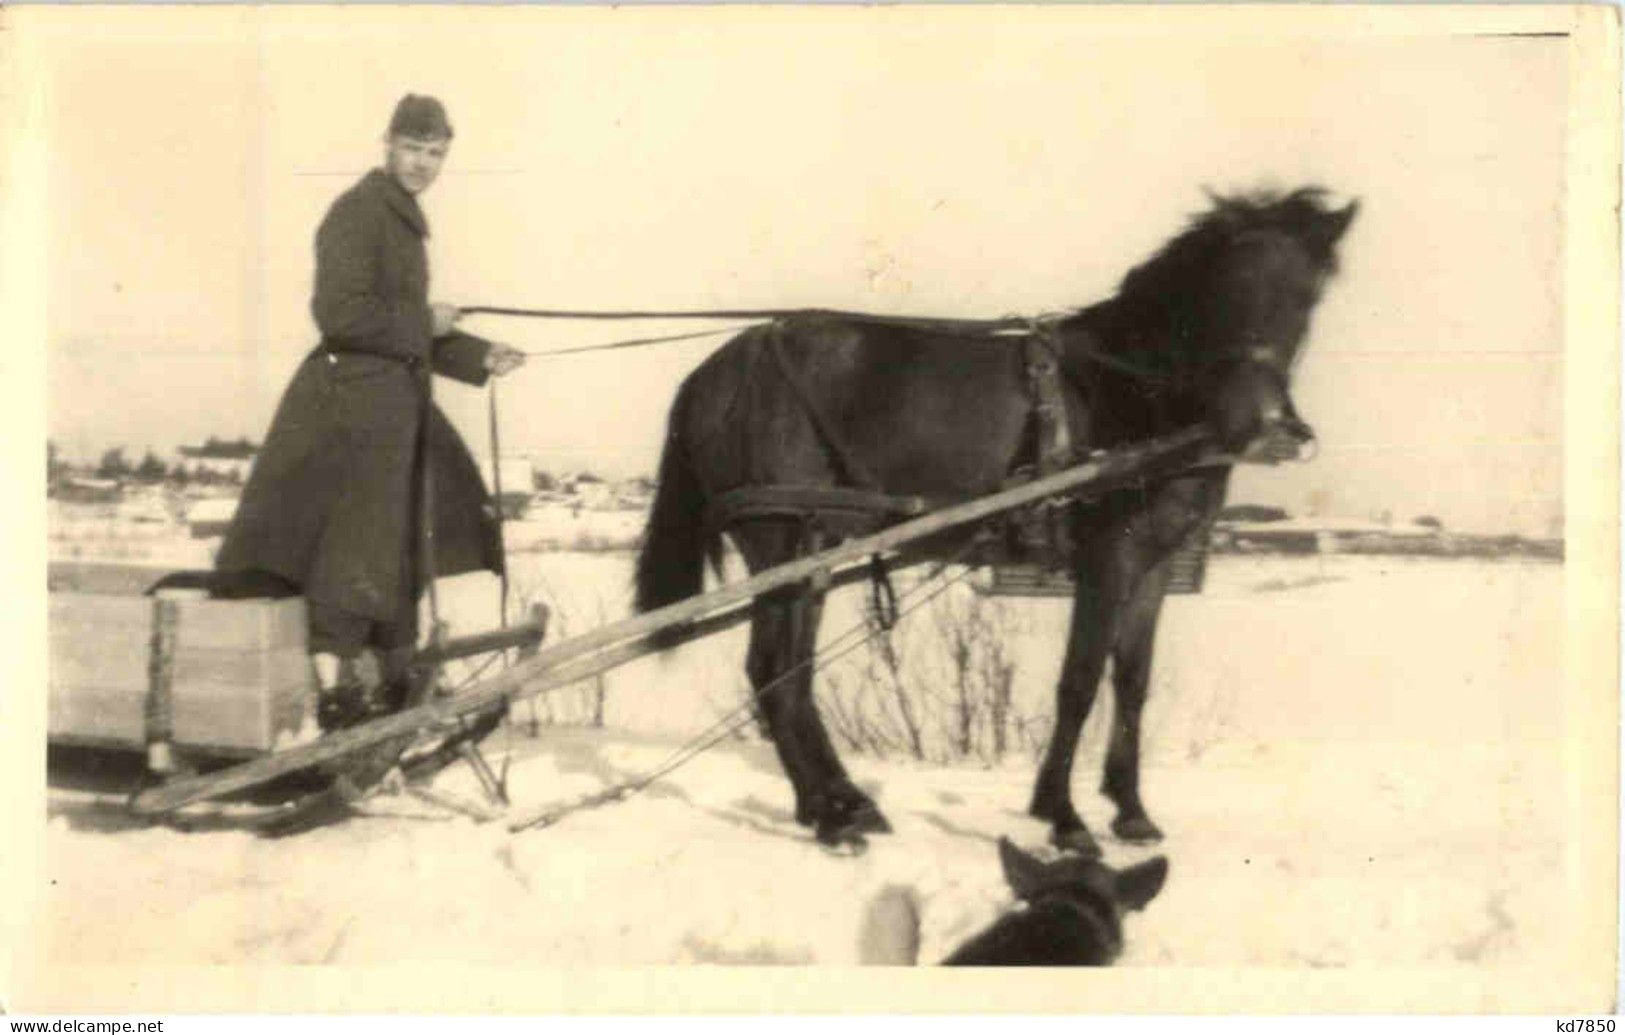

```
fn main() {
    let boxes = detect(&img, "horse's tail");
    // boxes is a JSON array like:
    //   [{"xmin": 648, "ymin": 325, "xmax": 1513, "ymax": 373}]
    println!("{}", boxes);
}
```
[{"xmin": 635, "ymin": 378, "xmax": 722, "ymax": 631}]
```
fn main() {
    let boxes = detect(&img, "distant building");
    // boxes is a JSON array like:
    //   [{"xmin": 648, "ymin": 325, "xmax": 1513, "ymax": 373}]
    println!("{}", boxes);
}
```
[
  {"xmin": 56, "ymin": 477, "xmax": 122, "ymax": 504},
  {"xmin": 1212, "ymin": 515, "xmax": 1441, "ymax": 555},
  {"xmin": 185, "ymin": 497, "xmax": 239, "ymax": 539},
  {"xmin": 177, "ymin": 439, "xmax": 257, "ymax": 483},
  {"xmin": 574, "ymin": 480, "xmax": 615, "ymax": 510},
  {"xmin": 486, "ymin": 458, "xmax": 534, "ymax": 520}
]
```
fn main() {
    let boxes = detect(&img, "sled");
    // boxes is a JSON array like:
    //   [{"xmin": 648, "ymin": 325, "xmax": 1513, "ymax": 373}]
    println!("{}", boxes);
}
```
[
  {"xmin": 49, "ymin": 560, "xmax": 549, "ymax": 828},
  {"xmin": 122, "ymin": 425, "xmax": 1219, "ymax": 821}
]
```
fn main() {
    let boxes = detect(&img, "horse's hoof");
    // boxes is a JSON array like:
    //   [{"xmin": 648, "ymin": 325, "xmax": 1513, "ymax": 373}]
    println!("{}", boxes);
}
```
[
  {"xmin": 1050, "ymin": 826, "xmax": 1103, "ymax": 858},
  {"xmin": 816, "ymin": 814, "xmax": 882, "ymax": 853},
  {"xmin": 812, "ymin": 791, "xmax": 891, "ymax": 848},
  {"xmin": 814, "ymin": 813, "xmax": 873, "ymax": 851},
  {"xmin": 851, "ymin": 804, "xmax": 892, "ymax": 835},
  {"xmin": 1111, "ymin": 813, "xmax": 1165, "ymax": 844},
  {"xmin": 831, "ymin": 799, "xmax": 892, "ymax": 837},
  {"xmin": 818, "ymin": 829, "xmax": 870, "ymax": 856}
]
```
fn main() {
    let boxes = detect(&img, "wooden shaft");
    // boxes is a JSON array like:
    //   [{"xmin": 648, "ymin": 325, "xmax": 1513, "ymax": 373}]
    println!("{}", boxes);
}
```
[
  {"xmin": 130, "ymin": 426, "xmax": 1216, "ymax": 816},
  {"xmin": 144, "ymin": 598, "xmax": 179, "ymax": 775},
  {"xmin": 411, "ymin": 616, "xmax": 547, "ymax": 667},
  {"xmin": 132, "ymin": 598, "xmax": 749, "ymax": 813}
]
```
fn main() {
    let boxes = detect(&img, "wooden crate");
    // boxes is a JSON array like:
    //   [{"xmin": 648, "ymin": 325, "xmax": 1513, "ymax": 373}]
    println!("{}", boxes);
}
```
[
  {"xmin": 48, "ymin": 589, "xmax": 314, "ymax": 756},
  {"xmin": 979, "ymin": 535, "xmax": 1214, "ymax": 598}
]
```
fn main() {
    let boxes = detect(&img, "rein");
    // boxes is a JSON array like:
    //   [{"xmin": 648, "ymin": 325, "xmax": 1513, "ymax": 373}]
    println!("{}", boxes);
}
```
[
  {"xmin": 466, "ymin": 303, "xmax": 1196, "ymax": 579},
  {"xmin": 463, "ymin": 303, "xmax": 1174, "ymax": 386},
  {"xmin": 461, "ymin": 304, "xmax": 1034, "ymax": 334},
  {"xmin": 512, "ymin": 323, "xmax": 763, "ymax": 359}
]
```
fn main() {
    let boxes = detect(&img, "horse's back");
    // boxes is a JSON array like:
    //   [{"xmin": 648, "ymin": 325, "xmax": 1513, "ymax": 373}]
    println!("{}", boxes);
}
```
[{"xmin": 678, "ymin": 315, "xmax": 1033, "ymax": 499}]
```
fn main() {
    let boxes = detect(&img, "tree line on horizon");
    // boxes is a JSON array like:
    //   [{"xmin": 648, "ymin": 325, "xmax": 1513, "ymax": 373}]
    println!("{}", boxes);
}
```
[
  {"xmin": 49, "ymin": 441, "xmax": 247, "ymax": 489},
  {"xmin": 50, "ymin": 440, "xmax": 1463, "ymax": 533},
  {"xmin": 48, "ymin": 439, "xmax": 646, "ymax": 496}
]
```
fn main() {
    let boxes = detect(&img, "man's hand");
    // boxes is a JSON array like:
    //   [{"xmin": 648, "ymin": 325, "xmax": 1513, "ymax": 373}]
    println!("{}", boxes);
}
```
[
  {"xmin": 484, "ymin": 342, "xmax": 527, "ymax": 377},
  {"xmin": 430, "ymin": 303, "xmax": 461, "ymax": 338}
]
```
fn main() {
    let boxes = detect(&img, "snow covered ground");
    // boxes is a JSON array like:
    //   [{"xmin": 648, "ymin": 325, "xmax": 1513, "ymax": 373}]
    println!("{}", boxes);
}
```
[{"xmin": 38, "ymin": 547, "xmax": 1581, "ymax": 988}]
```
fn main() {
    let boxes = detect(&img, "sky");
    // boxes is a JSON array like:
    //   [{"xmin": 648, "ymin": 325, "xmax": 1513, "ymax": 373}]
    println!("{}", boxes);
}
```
[{"xmin": 25, "ymin": 6, "xmax": 1571, "ymax": 534}]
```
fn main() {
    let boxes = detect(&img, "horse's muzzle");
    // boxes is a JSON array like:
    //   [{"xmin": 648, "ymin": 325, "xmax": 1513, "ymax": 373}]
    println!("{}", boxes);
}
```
[{"xmin": 1240, "ymin": 414, "xmax": 1317, "ymax": 464}]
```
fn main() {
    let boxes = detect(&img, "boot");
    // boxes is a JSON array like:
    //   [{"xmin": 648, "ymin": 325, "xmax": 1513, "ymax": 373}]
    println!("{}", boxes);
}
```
[
  {"xmin": 375, "ymin": 645, "xmax": 421, "ymax": 713},
  {"xmin": 313, "ymin": 652, "xmax": 379, "ymax": 732}
]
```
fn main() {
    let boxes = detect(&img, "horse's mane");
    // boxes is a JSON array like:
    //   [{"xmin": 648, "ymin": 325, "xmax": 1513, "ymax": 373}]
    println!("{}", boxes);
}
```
[{"xmin": 1113, "ymin": 186, "xmax": 1345, "ymax": 323}]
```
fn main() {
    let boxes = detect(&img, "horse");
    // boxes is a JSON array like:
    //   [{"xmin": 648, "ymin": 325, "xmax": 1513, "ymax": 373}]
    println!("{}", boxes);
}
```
[{"xmin": 635, "ymin": 187, "xmax": 1358, "ymax": 852}]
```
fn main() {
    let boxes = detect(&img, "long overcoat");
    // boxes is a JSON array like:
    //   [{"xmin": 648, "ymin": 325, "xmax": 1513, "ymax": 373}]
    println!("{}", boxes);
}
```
[{"xmin": 215, "ymin": 168, "xmax": 503, "ymax": 624}]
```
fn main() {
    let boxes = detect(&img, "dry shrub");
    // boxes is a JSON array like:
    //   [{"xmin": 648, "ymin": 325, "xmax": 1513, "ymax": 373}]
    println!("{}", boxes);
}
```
[
  {"xmin": 817, "ymin": 581, "xmax": 1049, "ymax": 765},
  {"xmin": 499, "ymin": 580, "xmax": 611, "ymax": 734}
]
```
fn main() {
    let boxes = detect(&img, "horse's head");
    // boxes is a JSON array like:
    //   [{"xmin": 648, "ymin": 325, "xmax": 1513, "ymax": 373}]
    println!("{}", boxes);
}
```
[{"xmin": 1117, "ymin": 187, "xmax": 1358, "ymax": 461}]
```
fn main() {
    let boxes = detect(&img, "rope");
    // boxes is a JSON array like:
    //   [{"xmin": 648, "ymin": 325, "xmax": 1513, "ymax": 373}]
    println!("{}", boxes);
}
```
[
  {"xmin": 464, "ymin": 305, "xmax": 813, "ymax": 321},
  {"xmin": 515, "ymin": 324, "xmax": 762, "ymax": 359},
  {"xmin": 469, "ymin": 302, "xmax": 1174, "ymax": 386},
  {"xmin": 419, "ymin": 369, "xmax": 442, "ymax": 658},
  {"xmin": 461, "ymin": 304, "xmax": 1062, "ymax": 346},
  {"xmin": 488, "ymin": 380, "xmax": 510, "ymax": 634},
  {"xmin": 508, "ymin": 537, "xmax": 984, "ymax": 834},
  {"xmin": 463, "ymin": 305, "xmax": 1030, "ymax": 329}
]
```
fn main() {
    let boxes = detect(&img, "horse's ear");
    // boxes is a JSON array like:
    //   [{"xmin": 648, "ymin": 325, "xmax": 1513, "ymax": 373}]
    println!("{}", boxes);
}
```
[
  {"xmin": 1112, "ymin": 855, "xmax": 1169, "ymax": 912},
  {"xmin": 1316, "ymin": 199, "xmax": 1360, "ymax": 250},
  {"xmin": 997, "ymin": 837, "xmax": 1050, "ymax": 900},
  {"xmin": 1201, "ymin": 186, "xmax": 1245, "ymax": 229}
]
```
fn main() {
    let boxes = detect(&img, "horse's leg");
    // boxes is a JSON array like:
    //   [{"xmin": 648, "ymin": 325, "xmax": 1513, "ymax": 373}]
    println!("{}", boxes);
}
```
[
  {"xmin": 736, "ymin": 521, "xmax": 888, "ymax": 843},
  {"xmin": 1029, "ymin": 534, "xmax": 1129, "ymax": 857},
  {"xmin": 1104, "ymin": 476, "xmax": 1219, "ymax": 842},
  {"xmin": 1103, "ymin": 559, "xmax": 1173, "ymax": 844},
  {"xmin": 737, "ymin": 524, "xmax": 821, "ymax": 823},
  {"xmin": 787, "ymin": 575, "xmax": 892, "ymax": 842}
]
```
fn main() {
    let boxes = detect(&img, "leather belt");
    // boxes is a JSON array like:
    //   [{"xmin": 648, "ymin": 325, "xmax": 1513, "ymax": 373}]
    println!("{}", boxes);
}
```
[{"xmin": 318, "ymin": 342, "xmax": 425, "ymax": 372}]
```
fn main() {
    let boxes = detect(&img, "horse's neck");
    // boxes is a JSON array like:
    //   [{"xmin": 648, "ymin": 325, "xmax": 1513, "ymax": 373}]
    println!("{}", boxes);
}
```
[
  {"xmin": 1059, "ymin": 303, "xmax": 1200, "ymax": 444},
  {"xmin": 1066, "ymin": 298, "xmax": 1173, "ymax": 371}
]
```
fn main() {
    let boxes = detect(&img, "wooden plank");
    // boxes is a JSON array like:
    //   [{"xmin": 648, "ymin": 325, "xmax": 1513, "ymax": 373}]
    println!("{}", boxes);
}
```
[
  {"xmin": 981, "ymin": 539, "xmax": 1212, "ymax": 597},
  {"xmin": 170, "ymin": 647, "xmax": 312, "ymax": 752},
  {"xmin": 49, "ymin": 594, "xmax": 313, "ymax": 754},
  {"xmin": 982, "ymin": 565, "xmax": 1076, "ymax": 598},
  {"xmin": 47, "ymin": 684, "xmax": 148, "ymax": 745},
  {"xmin": 130, "ymin": 426, "xmax": 1218, "ymax": 816},
  {"xmin": 48, "ymin": 596, "xmax": 151, "ymax": 744},
  {"xmin": 173, "ymin": 597, "xmax": 307, "ymax": 650},
  {"xmin": 47, "ymin": 561, "xmax": 173, "ymax": 597},
  {"xmin": 1165, "ymin": 537, "xmax": 1212, "ymax": 595},
  {"xmin": 412, "ymin": 617, "xmax": 548, "ymax": 666}
]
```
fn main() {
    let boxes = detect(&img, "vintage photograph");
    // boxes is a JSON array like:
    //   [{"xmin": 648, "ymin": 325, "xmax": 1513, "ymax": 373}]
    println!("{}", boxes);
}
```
[{"xmin": 4, "ymin": 3, "xmax": 1617, "ymax": 1015}]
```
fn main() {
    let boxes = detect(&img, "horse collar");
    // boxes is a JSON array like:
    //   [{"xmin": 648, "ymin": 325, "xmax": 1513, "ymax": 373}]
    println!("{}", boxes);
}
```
[{"xmin": 1023, "ymin": 329, "xmax": 1074, "ymax": 474}]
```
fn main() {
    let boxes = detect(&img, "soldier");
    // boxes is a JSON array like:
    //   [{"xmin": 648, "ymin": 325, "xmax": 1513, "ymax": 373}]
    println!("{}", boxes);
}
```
[{"xmin": 215, "ymin": 94, "xmax": 525, "ymax": 727}]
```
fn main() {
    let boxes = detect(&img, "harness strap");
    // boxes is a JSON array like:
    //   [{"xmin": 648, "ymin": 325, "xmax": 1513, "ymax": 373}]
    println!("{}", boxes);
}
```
[
  {"xmin": 710, "ymin": 319, "xmax": 1091, "ymax": 545},
  {"xmin": 868, "ymin": 554, "xmax": 899, "ymax": 631},
  {"xmin": 763, "ymin": 322, "xmax": 883, "ymax": 490},
  {"xmin": 704, "ymin": 484, "xmax": 934, "ymax": 541},
  {"xmin": 1024, "ymin": 327, "xmax": 1075, "ymax": 473}
]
